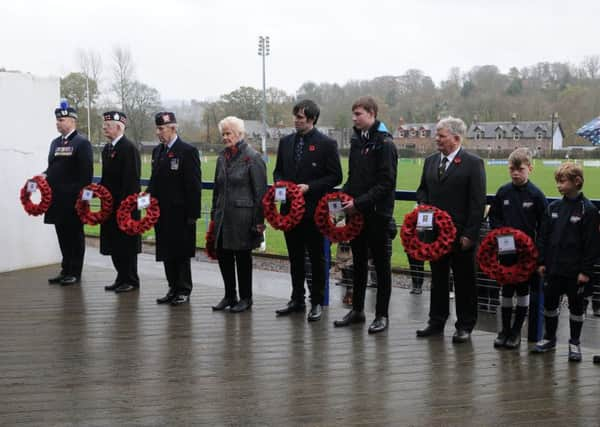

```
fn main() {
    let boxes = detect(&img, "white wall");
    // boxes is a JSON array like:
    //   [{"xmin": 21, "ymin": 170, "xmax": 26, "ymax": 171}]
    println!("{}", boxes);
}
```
[{"xmin": 0, "ymin": 72, "xmax": 62, "ymax": 272}]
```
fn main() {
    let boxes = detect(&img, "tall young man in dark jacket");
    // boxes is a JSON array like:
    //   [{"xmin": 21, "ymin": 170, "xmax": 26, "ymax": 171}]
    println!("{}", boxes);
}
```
[
  {"xmin": 334, "ymin": 96, "xmax": 398, "ymax": 334},
  {"xmin": 43, "ymin": 103, "xmax": 93, "ymax": 286},
  {"xmin": 273, "ymin": 100, "xmax": 342, "ymax": 322}
]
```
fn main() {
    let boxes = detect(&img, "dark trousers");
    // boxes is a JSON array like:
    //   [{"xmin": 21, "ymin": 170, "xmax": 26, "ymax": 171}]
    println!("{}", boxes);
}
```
[
  {"xmin": 351, "ymin": 215, "xmax": 392, "ymax": 317},
  {"xmin": 429, "ymin": 246, "xmax": 478, "ymax": 331},
  {"xmin": 217, "ymin": 247, "xmax": 253, "ymax": 300},
  {"xmin": 163, "ymin": 257, "xmax": 193, "ymax": 296},
  {"xmin": 55, "ymin": 222, "xmax": 85, "ymax": 278},
  {"xmin": 544, "ymin": 276, "xmax": 585, "ymax": 343},
  {"xmin": 284, "ymin": 219, "xmax": 326, "ymax": 305},
  {"xmin": 408, "ymin": 255, "xmax": 425, "ymax": 288},
  {"xmin": 111, "ymin": 254, "xmax": 139, "ymax": 287}
]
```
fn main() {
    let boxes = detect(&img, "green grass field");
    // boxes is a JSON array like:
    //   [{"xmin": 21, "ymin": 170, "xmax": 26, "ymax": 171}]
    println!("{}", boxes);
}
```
[{"xmin": 87, "ymin": 155, "xmax": 600, "ymax": 268}]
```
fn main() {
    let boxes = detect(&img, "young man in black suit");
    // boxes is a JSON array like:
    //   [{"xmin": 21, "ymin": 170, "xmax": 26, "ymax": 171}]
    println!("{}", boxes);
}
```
[
  {"xmin": 273, "ymin": 100, "xmax": 342, "ymax": 321},
  {"xmin": 99, "ymin": 111, "xmax": 142, "ymax": 294},
  {"xmin": 43, "ymin": 103, "xmax": 93, "ymax": 286},
  {"xmin": 333, "ymin": 96, "xmax": 397, "ymax": 334},
  {"xmin": 415, "ymin": 116, "xmax": 486, "ymax": 343},
  {"xmin": 148, "ymin": 112, "xmax": 202, "ymax": 306}
]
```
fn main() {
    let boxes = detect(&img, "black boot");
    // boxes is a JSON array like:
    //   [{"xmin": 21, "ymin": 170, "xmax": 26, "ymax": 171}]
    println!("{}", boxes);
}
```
[{"xmin": 495, "ymin": 306, "xmax": 512, "ymax": 348}]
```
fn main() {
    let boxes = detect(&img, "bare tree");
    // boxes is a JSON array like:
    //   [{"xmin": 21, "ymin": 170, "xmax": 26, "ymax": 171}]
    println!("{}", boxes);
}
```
[
  {"xmin": 582, "ymin": 55, "xmax": 600, "ymax": 79},
  {"xmin": 111, "ymin": 46, "xmax": 135, "ymax": 111}
]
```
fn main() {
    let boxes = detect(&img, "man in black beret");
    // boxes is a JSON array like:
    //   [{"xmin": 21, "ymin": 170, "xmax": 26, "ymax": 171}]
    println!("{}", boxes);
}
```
[
  {"xmin": 43, "ymin": 102, "xmax": 93, "ymax": 285},
  {"xmin": 99, "ymin": 111, "xmax": 142, "ymax": 293},
  {"xmin": 148, "ymin": 112, "xmax": 202, "ymax": 306}
]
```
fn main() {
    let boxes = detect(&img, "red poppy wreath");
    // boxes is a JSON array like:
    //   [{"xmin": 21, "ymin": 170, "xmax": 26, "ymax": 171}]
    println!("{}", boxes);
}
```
[
  {"xmin": 116, "ymin": 192, "xmax": 160, "ymax": 236},
  {"xmin": 313, "ymin": 192, "xmax": 364, "ymax": 243},
  {"xmin": 205, "ymin": 220, "xmax": 218, "ymax": 260},
  {"xmin": 400, "ymin": 204, "xmax": 456, "ymax": 262},
  {"xmin": 477, "ymin": 227, "xmax": 538, "ymax": 285},
  {"xmin": 75, "ymin": 184, "xmax": 113, "ymax": 225},
  {"xmin": 262, "ymin": 180, "xmax": 305, "ymax": 232},
  {"xmin": 20, "ymin": 176, "xmax": 52, "ymax": 216}
]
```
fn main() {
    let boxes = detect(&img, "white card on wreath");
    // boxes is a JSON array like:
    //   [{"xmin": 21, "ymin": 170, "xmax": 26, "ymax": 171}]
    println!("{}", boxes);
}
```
[
  {"xmin": 82, "ymin": 189, "xmax": 94, "ymax": 201},
  {"xmin": 417, "ymin": 211, "xmax": 434, "ymax": 229},
  {"xmin": 137, "ymin": 194, "xmax": 151, "ymax": 210},
  {"xmin": 328, "ymin": 199, "xmax": 343, "ymax": 214},
  {"xmin": 497, "ymin": 234, "xmax": 516, "ymax": 254},
  {"xmin": 275, "ymin": 186, "xmax": 286, "ymax": 202},
  {"xmin": 27, "ymin": 181, "xmax": 38, "ymax": 193}
]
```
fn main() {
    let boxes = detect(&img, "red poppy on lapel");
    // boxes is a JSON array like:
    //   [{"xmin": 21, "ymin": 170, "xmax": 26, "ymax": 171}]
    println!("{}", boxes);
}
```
[
  {"xmin": 244, "ymin": 156, "xmax": 251, "ymax": 163},
  {"xmin": 453, "ymin": 157, "xmax": 461, "ymax": 164},
  {"xmin": 309, "ymin": 145, "xmax": 316, "ymax": 151},
  {"xmin": 111, "ymin": 151, "xmax": 116, "ymax": 159},
  {"xmin": 167, "ymin": 152, "xmax": 175, "ymax": 158}
]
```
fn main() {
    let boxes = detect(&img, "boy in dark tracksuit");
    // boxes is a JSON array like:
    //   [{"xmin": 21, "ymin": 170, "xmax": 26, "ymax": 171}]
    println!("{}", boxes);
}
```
[
  {"xmin": 534, "ymin": 162, "xmax": 600, "ymax": 362},
  {"xmin": 334, "ymin": 96, "xmax": 397, "ymax": 334},
  {"xmin": 488, "ymin": 148, "xmax": 547, "ymax": 349}
]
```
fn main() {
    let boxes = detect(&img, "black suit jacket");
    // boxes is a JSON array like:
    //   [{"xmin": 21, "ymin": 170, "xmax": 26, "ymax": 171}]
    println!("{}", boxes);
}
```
[
  {"xmin": 416, "ymin": 148, "xmax": 486, "ymax": 242},
  {"xmin": 44, "ymin": 130, "xmax": 93, "ymax": 225},
  {"xmin": 99, "ymin": 135, "xmax": 142, "ymax": 256},
  {"xmin": 147, "ymin": 137, "xmax": 202, "ymax": 260},
  {"xmin": 273, "ymin": 128, "xmax": 342, "ymax": 219}
]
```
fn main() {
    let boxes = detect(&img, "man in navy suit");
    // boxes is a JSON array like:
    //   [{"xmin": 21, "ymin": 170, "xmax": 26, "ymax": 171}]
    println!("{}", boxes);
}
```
[
  {"xmin": 148, "ymin": 112, "xmax": 202, "ymax": 306},
  {"xmin": 415, "ymin": 116, "xmax": 486, "ymax": 343},
  {"xmin": 273, "ymin": 100, "xmax": 342, "ymax": 321},
  {"xmin": 44, "ymin": 103, "xmax": 93, "ymax": 285}
]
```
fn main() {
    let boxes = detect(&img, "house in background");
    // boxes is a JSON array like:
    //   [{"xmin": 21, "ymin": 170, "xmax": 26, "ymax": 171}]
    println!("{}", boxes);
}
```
[
  {"xmin": 464, "ymin": 114, "xmax": 564, "ymax": 156},
  {"xmin": 393, "ymin": 119, "xmax": 437, "ymax": 153}
]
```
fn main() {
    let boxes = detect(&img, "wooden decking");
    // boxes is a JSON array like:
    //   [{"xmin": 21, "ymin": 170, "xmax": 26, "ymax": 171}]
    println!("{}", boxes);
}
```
[{"xmin": 1, "ymin": 254, "xmax": 600, "ymax": 426}]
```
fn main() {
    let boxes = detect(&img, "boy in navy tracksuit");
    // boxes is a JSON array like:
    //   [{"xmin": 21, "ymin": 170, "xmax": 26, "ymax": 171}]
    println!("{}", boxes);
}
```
[
  {"xmin": 534, "ymin": 162, "xmax": 600, "ymax": 362},
  {"xmin": 488, "ymin": 148, "xmax": 547, "ymax": 349}
]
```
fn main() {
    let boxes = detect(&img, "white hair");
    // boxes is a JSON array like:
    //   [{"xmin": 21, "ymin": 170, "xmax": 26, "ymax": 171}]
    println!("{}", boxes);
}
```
[
  {"xmin": 436, "ymin": 116, "xmax": 467, "ymax": 140},
  {"xmin": 218, "ymin": 116, "xmax": 245, "ymax": 137}
]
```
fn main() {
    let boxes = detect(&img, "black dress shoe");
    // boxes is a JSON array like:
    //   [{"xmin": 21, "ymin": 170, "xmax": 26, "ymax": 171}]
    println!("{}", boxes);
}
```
[
  {"xmin": 416, "ymin": 324, "xmax": 444, "ymax": 337},
  {"xmin": 409, "ymin": 287, "xmax": 423, "ymax": 295},
  {"xmin": 171, "ymin": 294, "xmax": 190, "ymax": 306},
  {"xmin": 504, "ymin": 332, "xmax": 521, "ymax": 349},
  {"xmin": 333, "ymin": 310, "xmax": 365, "ymax": 327},
  {"xmin": 48, "ymin": 274, "xmax": 64, "ymax": 284},
  {"xmin": 104, "ymin": 282, "xmax": 122, "ymax": 291},
  {"xmin": 230, "ymin": 298, "xmax": 252, "ymax": 313},
  {"xmin": 494, "ymin": 331, "xmax": 508, "ymax": 348},
  {"xmin": 60, "ymin": 276, "xmax": 80, "ymax": 286},
  {"xmin": 275, "ymin": 300, "xmax": 306, "ymax": 316},
  {"xmin": 307, "ymin": 304, "xmax": 322, "ymax": 322},
  {"xmin": 452, "ymin": 328, "xmax": 471, "ymax": 343},
  {"xmin": 368, "ymin": 316, "xmax": 388, "ymax": 334},
  {"xmin": 114, "ymin": 284, "xmax": 138, "ymax": 294},
  {"xmin": 212, "ymin": 297, "xmax": 238, "ymax": 311},
  {"xmin": 156, "ymin": 291, "xmax": 176, "ymax": 304}
]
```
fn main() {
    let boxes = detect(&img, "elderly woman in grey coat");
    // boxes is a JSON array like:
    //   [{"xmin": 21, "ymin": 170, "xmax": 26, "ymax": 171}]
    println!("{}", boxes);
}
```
[{"xmin": 211, "ymin": 116, "xmax": 267, "ymax": 312}]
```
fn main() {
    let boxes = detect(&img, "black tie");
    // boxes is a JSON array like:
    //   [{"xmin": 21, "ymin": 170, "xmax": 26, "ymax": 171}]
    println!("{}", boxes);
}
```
[
  {"xmin": 294, "ymin": 136, "xmax": 304, "ymax": 163},
  {"xmin": 438, "ymin": 157, "xmax": 448, "ymax": 179}
]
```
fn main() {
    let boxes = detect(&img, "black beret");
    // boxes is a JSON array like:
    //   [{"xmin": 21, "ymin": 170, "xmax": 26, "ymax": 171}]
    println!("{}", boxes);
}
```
[
  {"xmin": 155, "ymin": 111, "xmax": 177, "ymax": 126},
  {"xmin": 103, "ymin": 111, "xmax": 127, "ymax": 124}
]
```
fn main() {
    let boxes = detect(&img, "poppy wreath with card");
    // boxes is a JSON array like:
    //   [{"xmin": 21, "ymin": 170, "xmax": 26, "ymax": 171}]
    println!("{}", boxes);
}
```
[
  {"xmin": 75, "ymin": 184, "xmax": 114, "ymax": 225},
  {"xmin": 400, "ymin": 204, "xmax": 456, "ymax": 262},
  {"xmin": 20, "ymin": 176, "xmax": 52, "ymax": 216},
  {"xmin": 313, "ymin": 192, "xmax": 364, "ymax": 243},
  {"xmin": 262, "ymin": 180, "xmax": 305, "ymax": 232},
  {"xmin": 477, "ymin": 227, "xmax": 538, "ymax": 285},
  {"xmin": 116, "ymin": 192, "xmax": 160, "ymax": 236},
  {"xmin": 205, "ymin": 220, "xmax": 218, "ymax": 260}
]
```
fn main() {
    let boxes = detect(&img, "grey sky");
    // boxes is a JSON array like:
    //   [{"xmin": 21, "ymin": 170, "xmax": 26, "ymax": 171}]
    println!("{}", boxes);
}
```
[{"xmin": 2, "ymin": 0, "xmax": 599, "ymax": 101}]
